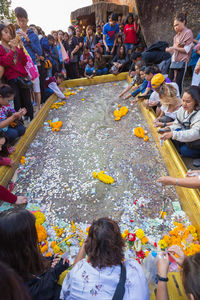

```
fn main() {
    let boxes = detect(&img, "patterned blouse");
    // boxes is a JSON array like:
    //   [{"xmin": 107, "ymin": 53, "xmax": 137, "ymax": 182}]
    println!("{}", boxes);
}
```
[
  {"xmin": 60, "ymin": 259, "xmax": 149, "ymax": 300},
  {"xmin": 0, "ymin": 104, "xmax": 15, "ymax": 122}
]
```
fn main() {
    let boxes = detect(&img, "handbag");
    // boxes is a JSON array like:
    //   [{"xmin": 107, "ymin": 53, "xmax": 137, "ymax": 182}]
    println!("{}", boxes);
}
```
[
  {"xmin": 112, "ymin": 263, "xmax": 126, "ymax": 300},
  {"xmin": 170, "ymin": 61, "xmax": 185, "ymax": 69},
  {"xmin": 17, "ymin": 76, "xmax": 33, "ymax": 89},
  {"xmin": 23, "ymin": 47, "xmax": 39, "ymax": 81}
]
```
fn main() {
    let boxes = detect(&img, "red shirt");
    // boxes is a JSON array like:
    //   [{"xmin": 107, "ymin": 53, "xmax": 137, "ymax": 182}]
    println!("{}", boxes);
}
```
[
  {"xmin": 0, "ymin": 45, "xmax": 28, "ymax": 81},
  {"xmin": 0, "ymin": 185, "xmax": 17, "ymax": 204},
  {"xmin": 124, "ymin": 23, "xmax": 138, "ymax": 44}
]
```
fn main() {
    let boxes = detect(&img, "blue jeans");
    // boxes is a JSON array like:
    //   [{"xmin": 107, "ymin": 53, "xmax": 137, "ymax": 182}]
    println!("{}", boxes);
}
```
[
  {"xmin": 179, "ymin": 144, "xmax": 200, "ymax": 158},
  {"xmin": 85, "ymin": 66, "xmax": 95, "ymax": 76},
  {"xmin": 124, "ymin": 43, "xmax": 134, "ymax": 52},
  {"xmin": 5, "ymin": 125, "xmax": 26, "ymax": 143},
  {"xmin": 96, "ymin": 68, "xmax": 108, "ymax": 76},
  {"xmin": 131, "ymin": 80, "xmax": 148, "ymax": 97}
]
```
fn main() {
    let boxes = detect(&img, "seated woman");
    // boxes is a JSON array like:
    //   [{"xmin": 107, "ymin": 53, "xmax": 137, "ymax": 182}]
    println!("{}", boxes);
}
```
[
  {"xmin": 110, "ymin": 45, "xmax": 129, "ymax": 75},
  {"xmin": 94, "ymin": 49, "xmax": 112, "ymax": 76},
  {"xmin": 154, "ymin": 84, "xmax": 182, "ymax": 128},
  {"xmin": 79, "ymin": 46, "xmax": 93, "ymax": 76},
  {"xmin": 0, "ymin": 208, "xmax": 69, "ymax": 299},
  {"xmin": 60, "ymin": 217, "xmax": 149, "ymax": 300},
  {"xmin": 156, "ymin": 246, "xmax": 200, "ymax": 300},
  {"xmin": 0, "ymin": 84, "xmax": 26, "ymax": 143},
  {"xmin": 160, "ymin": 86, "xmax": 200, "ymax": 158}
]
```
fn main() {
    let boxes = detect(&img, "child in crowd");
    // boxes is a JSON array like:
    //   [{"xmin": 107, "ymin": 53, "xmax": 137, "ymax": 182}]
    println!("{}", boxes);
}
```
[
  {"xmin": 94, "ymin": 49, "xmax": 112, "ymax": 75},
  {"xmin": 44, "ymin": 73, "xmax": 67, "ymax": 101},
  {"xmin": 119, "ymin": 61, "xmax": 145, "ymax": 98},
  {"xmin": 94, "ymin": 25, "xmax": 103, "ymax": 46},
  {"xmin": 124, "ymin": 66, "xmax": 148, "ymax": 101},
  {"xmin": 15, "ymin": 7, "xmax": 42, "ymax": 112},
  {"xmin": 129, "ymin": 52, "xmax": 143, "ymax": 77},
  {"xmin": 110, "ymin": 45, "xmax": 129, "ymax": 75},
  {"xmin": 79, "ymin": 46, "xmax": 93, "ymax": 76},
  {"xmin": 0, "ymin": 208, "xmax": 69, "ymax": 299},
  {"xmin": 0, "ymin": 84, "xmax": 26, "ymax": 143},
  {"xmin": 154, "ymin": 84, "xmax": 182, "ymax": 128},
  {"xmin": 84, "ymin": 57, "xmax": 95, "ymax": 79},
  {"xmin": 0, "ymin": 130, "xmax": 15, "ymax": 167}
]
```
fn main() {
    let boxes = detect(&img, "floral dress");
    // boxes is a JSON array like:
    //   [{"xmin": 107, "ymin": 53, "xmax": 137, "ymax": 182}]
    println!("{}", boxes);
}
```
[{"xmin": 60, "ymin": 259, "xmax": 149, "ymax": 300}]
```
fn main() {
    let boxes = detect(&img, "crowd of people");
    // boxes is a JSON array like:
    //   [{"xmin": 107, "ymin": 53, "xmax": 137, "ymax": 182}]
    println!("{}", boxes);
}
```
[{"xmin": 0, "ymin": 4, "xmax": 200, "ymax": 300}]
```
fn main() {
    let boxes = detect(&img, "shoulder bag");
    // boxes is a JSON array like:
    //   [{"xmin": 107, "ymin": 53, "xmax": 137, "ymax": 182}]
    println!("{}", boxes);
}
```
[{"xmin": 112, "ymin": 263, "xmax": 126, "ymax": 300}]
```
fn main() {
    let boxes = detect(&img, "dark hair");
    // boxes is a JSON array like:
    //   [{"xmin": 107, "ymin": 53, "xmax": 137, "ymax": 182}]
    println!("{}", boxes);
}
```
[
  {"xmin": 83, "ymin": 45, "xmax": 90, "ymax": 51},
  {"xmin": 182, "ymin": 253, "xmax": 200, "ymax": 300},
  {"xmin": 55, "ymin": 73, "xmax": 65, "ymax": 81},
  {"xmin": 131, "ymin": 52, "xmax": 142, "ymax": 61},
  {"xmin": 14, "ymin": 7, "xmax": 28, "ymax": 19},
  {"xmin": 184, "ymin": 86, "xmax": 200, "ymax": 110},
  {"xmin": 85, "ymin": 217, "xmax": 125, "ymax": 269},
  {"xmin": 68, "ymin": 25, "xmax": 76, "ymax": 36},
  {"xmin": 47, "ymin": 34, "xmax": 54, "ymax": 41},
  {"xmin": 145, "ymin": 66, "xmax": 158, "ymax": 75},
  {"xmin": 175, "ymin": 12, "xmax": 187, "ymax": 24},
  {"xmin": 135, "ymin": 60, "xmax": 145, "ymax": 68},
  {"xmin": 125, "ymin": 13, "xmax": 134, "ymax": 24},
  {"xmin": 97, "ymin": 25, "xmax": 101, "ymax": 29},
  {"xmin": 117, "ymin": 45, "xmax": 126, "ymax": 59},
  {"xmin": 140, "ymin": 66, "xmax": 146, "ymax": 72},
  {"xmin": 0, "ymin": 208, "xmax": 48, "ymax": 280},
  {"xmin": 58, "ymin": 29, "xmax": 64, "ymax": 35},
  {"xmin": 0, "ymin": 262, "xmax": 31, "ymax": 300},
  {"xmin": 0, "ymin": 84, "xmax": 15, "ymax": 98},
  {"xmin": 0, "ymin": 23, "xmax": 6, "ymax": 40},
  {"xmin": 110, "ymin": 13, "xmax": 118, "ymax": 22},
  {"xmin": 88, "ymin": 57, "xmax": 94, "ymax": 63},
  {"xmin": 0, "ymin": 131, "xmax": 9, "ymax": 157}
]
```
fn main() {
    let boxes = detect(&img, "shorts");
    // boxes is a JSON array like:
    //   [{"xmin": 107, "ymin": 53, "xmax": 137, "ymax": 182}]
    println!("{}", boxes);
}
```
[{"xmin": 33, "ymin": 65, "xmax": 41, "ymax": 93}]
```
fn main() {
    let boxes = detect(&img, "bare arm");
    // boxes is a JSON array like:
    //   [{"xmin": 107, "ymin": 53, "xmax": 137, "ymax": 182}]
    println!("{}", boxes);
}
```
[
  {"xmin": 119, "ymin": 84, "xmax": 132, "ymax": 97},
  {"xmin": 141, "ymin": 87, "xmax": 151, "ymax": 96},
  {"xmin": 73, "ymin": 242, "xmax": 85, "ymax": 266},
  {"xmin": 157, "ymin": 176, "xmax": 200, "ymax": 188},
  {"xmin": 0, "ymin": 115, "xmax": 15, "ymax": 128}
]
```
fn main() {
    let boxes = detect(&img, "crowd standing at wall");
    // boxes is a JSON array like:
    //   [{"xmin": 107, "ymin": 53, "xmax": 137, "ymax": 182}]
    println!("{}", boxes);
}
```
[{"xmin": 0, "ymin": 6, "xmax": 200, "ymax": 300}]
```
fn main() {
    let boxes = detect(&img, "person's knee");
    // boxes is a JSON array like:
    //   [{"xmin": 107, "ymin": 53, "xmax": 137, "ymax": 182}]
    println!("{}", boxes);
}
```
[
  {"xmin": 97, "ymin": 70, "xmax": 101, "ymax": 76},
  {"xmin": 102, "ymin": 68, "xmax": 108, "ymax": 74},
  {"xmin": 6, "ymin": 130, "xmax": 18, "ymax": 141},
  {"xmin": 17, "ymin": 125, "xmax": 26, "ymax": 137},
  {"xmin": 179, "ymin": 144, "xmax": 199, "ymax": 158}
]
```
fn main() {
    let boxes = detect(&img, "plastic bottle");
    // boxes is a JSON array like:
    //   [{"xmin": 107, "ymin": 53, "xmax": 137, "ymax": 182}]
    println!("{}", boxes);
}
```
[{"xmin": 143, "ymin": 251, "xmax": 158, "ymax": 294}]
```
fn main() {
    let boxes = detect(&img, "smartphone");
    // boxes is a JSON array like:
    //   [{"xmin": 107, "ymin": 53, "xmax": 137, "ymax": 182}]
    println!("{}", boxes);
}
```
[{"xmin": 158, "ymin": 128, "xmax": 170, "ymax": 134}]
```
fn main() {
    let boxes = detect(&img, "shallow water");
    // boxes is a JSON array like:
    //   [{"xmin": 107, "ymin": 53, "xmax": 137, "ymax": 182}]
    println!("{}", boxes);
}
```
[{"xmin": 12, "ymin": 81, "xmax": 184, "ymax": 239}]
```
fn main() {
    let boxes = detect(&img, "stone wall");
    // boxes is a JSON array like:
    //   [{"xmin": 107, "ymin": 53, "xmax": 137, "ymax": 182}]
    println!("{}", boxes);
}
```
[
  {"xmin": 135, "ymin": 0, "xmax": 200, "ymax": 46},
  {"xmin": 93, "ymin": 0, "xmax": 136, "ymax": 13}
]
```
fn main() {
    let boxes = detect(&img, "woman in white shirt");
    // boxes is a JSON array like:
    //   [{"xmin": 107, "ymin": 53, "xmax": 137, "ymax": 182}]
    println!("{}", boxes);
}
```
[
  {"xmin": 160, "ymin": 86, "xmax": 200, "ymax": 158},
  {"xmin": 60, "ymin": 217, "xmax": 149, "ymax": 300}
]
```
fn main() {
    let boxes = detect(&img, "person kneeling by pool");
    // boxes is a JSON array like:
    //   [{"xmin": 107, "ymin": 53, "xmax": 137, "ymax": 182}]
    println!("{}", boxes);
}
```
[
  {"xmin": 94, "ymin": 49, "xmax": 112, "ymax": 76},
  {"xmin": 159, "ymin": 86, "xmax": 200, "ymax": 159}
]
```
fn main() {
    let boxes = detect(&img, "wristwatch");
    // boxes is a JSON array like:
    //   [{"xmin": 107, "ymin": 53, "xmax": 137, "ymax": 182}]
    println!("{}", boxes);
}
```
[{"xmin": 157, "ymin": 274, "xmax": 169, "ymax": 282}]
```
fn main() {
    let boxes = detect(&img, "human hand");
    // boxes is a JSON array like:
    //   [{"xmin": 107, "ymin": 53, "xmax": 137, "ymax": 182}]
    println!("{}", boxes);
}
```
[
  {"xmin": 157, "ymin": 252, "xmax": 169, "ymax": 278},
  {"xmin": 10, "ymin": 39, "xmax": 18, "ymax": 51},
  {"xmin": 148, "ymin": 101, "xmax": 159, "ymax": 107},
  {"xmin": 157, "ymin": 176, "xmax": 176, "ymax": 186},
  {"xmin": 9, "ymin": 159, "xmax": 15, "ymax": 168},
  {"xmin": 186, "ymin": 170, "xmax": 200, "ymax": 177},
  {"xmin": 71, "ymin": 53, "xmax": 74, "ymax": 60},
  {"xmin": 154, "ymin": 121, "xmax": 163, "ymax": 128},
  {"xmin": 168, "ymin": 245, "xmax": 185, "ymax": 267},
  {"xmin": 19, "ymin": 108, "xmax": 27, "ymax": 116},
  {"xmin": 195, "ymin": 65, "xmax": 200, "ymax": 75},
  {"xmin": 160, "ymin": 131, "xmax": 173, "ymax": 140},
  {"xmin": 51, "ymin": 253, "xmax": 60, "ymax": 268},
  {"xmin": 106, "ymin": 46, "xmax": 110, "ymax": 53},
  {"xmin": 15, "ymin": 196, "xmax": 28, "ymax": 205},
  {"xmin": 111, "ymin": 47, "xmax": 115, "ymax": 54}
]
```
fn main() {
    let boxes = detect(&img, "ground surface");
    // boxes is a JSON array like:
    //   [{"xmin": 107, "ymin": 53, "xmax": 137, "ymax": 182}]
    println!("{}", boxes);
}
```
[{"xmin": 3, "ymin": 80, "xmax": 189, "ymax": 241}]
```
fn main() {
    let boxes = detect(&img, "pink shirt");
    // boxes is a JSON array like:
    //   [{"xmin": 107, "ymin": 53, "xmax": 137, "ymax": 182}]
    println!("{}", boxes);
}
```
[{"xmin": 173, "ymin": 27, "xmax": 193, "ymax": 62}]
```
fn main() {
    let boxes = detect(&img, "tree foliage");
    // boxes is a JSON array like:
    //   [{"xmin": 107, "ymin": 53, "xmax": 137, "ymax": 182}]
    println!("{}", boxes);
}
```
[{"xmin": 0, "ymin": 0, "xmax": 15, "ymax": 23}]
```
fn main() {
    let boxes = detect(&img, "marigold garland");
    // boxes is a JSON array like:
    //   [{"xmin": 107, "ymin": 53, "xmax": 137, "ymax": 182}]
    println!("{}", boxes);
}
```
[
  {"xmin": 93, "ymin": 171, "xmax": 115, "ymax": 184},
  {"xmin": 134, "ymin": 127, "xmax": 149, "ymax": 142},
  {"xmin": 113, "ymin": 106, "xmax": 128, "ymax": 121}
]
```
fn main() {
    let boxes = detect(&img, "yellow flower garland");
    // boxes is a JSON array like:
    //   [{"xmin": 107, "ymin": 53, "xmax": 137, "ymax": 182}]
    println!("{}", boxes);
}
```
[
  {"xmin": 113, "ymin": 106, "xmax": 128, "ymax": 121},
  {"xmin": 93, "ymin": 171, "xmax": 115, "ymax": 184}
]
